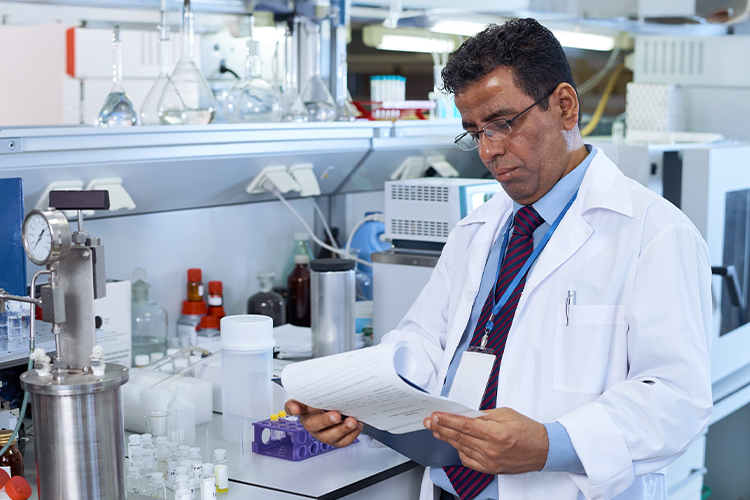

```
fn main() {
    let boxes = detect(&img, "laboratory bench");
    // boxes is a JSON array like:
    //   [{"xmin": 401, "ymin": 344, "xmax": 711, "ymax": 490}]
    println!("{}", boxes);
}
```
[
  {"xmin": 123, "ymin": 413, "xmax": 421, "ymax": 500},
  {"xmin": 20, "ymin": 411, "xmax": 422, "ymax": 500}
]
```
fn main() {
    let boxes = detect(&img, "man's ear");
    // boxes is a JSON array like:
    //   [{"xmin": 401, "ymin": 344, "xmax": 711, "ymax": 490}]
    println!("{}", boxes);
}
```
[{"xmin": 551, "ymin": 83, "xmax": 580, "ymax": 131}]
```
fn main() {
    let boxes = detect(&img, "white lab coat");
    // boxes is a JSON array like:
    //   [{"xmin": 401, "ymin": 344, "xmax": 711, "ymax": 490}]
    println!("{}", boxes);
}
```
[{"xmin": 380, "ymin": 149, "xmax": 713, "ymax": 500}]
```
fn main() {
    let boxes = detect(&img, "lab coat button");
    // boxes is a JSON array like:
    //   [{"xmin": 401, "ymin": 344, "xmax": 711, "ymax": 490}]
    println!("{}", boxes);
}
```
[{"xmin": 464, "ymin": 291, "xmax": 474, "ymax": 303}]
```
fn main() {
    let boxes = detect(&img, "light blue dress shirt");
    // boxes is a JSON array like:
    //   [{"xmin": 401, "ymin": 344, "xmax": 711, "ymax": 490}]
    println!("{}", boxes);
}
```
[{"xmin": 430, "ymin": 145, "xmax": 596, "ymax": 498}]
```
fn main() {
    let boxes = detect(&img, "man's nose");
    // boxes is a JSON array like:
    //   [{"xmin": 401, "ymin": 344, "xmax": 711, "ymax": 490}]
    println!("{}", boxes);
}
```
[{"xmin": 478, "ymin": 135, "xmax": 506, "ymax": 163}]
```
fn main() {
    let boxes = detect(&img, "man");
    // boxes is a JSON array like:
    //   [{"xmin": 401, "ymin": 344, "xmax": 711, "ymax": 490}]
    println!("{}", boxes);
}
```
[{"xmin": 286, "ymin": 18, "xmax": 712, "ymax": 500}]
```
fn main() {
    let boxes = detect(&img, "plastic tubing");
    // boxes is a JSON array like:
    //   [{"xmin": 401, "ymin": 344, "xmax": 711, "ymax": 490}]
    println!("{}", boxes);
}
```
[
  {"xmin": 581, "ymin": 63, "xmax": 625, "ymax": 138},
  {"xmin": 344, "ymin": 213, "xmax": 385, "ymax": 261}
]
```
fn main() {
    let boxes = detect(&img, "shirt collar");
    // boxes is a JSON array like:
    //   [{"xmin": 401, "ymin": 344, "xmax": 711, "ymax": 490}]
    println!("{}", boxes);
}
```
[{"xmin": 512, "ymin": 144, "xmax": 596, "ymax": 224}]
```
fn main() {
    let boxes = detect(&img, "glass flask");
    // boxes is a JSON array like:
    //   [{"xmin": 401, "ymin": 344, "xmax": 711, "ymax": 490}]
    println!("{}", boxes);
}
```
[
  {"xmin": 141, "ymin": 6, "xmax": 178, "ymax": 126},
  {"xmin": 281, "ymin": 19, "xmax": 309, "ymax": 123},
  {"xmin": 98, "ymin": 25, "xmax": 138, "ymax": 127},
  {"xmin": 158, "ymin": 0, "xmax": 217, "ymax": 125},
  {"xmin": 247, "ymin": 272, "xmax": 286, "ymax": 326},
  {"xmin": 224, "ymin": 40, "xmax": 282, "ymax": 123},
  {"xmin": 131, "ymin": 268, "xmax": 168, "ymax": 365},
  {"xmin": 299, "ymin": 21, "xmax": 336, "ymax": 122}
]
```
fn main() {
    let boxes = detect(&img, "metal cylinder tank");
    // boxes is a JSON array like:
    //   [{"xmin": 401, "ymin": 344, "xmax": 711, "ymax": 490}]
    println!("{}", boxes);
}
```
[
  {"xmin": 310, "ymin": 258, "xmax": 356, "ymax": 357},
  {"xmin": 20, "ymin": 364, "xmax": 129, "ymax": 500}
]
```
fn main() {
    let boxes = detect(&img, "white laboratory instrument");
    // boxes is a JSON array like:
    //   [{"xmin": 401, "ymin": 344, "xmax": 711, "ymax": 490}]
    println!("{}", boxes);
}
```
[{"xmin": 384, "ymin": 178, "xmax": 504, "ymax": 246}]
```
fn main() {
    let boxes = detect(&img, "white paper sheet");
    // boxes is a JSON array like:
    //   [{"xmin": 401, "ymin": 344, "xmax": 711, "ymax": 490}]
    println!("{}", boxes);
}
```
[{"xmin": 281, "ymin": 342, "xmax": 485, "ymax": 434}]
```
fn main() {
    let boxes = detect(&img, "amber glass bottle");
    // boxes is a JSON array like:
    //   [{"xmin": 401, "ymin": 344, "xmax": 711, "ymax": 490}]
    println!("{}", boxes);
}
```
[
  {"xmin": 0, "ymin": 429, "xmax": 24, "ymax": 477},
  {"xmin": 287, "ymin": 255, "xmax": 311, "ymax": 327}
]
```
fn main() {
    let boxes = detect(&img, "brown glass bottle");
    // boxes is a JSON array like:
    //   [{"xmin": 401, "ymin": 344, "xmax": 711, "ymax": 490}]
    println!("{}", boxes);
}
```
[
  {"xmin": 287, "ymin": 255, "xmax": 311, "ymax": 327},
  {"xmin": 187, "ymin": 268, "xmax": 203, "ymax": 302},
  {"xmin": 0, "ymin": 429, "xmax": 24, "ymax": 477},
  {"xmin": 247, "ymin": 272, "xmax": 286, "ymax": 326}
]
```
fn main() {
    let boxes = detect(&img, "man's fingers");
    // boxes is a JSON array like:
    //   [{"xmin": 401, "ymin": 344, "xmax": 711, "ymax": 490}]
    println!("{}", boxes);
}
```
[
  {"xmin": 310, "ymin": 418, "xmax": 362, "ymax": 447},
  {"xmin": 300, "ymin": 410, "xmax": 345, "ymax": 432},
  {"xmin": 428, "ymin": 412, "xmax": 491, "ymax": 441}
]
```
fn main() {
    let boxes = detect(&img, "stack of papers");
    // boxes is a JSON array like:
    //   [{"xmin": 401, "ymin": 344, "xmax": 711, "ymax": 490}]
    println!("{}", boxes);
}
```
[{"xmin": 273, "ymin": 324, "xmax": 313, "ymax": 359}]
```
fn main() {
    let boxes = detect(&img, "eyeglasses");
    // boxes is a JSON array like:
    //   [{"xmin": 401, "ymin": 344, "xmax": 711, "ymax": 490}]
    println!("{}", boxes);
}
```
[{"xmin": 454, "ymin": 89, "xmax": 555, "ymax": 152}]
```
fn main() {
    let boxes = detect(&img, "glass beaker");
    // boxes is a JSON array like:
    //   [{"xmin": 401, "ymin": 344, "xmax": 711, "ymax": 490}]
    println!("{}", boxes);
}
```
[
  {"xmin": 224, "ymin": 40, "xmax": 282, "ymax": 123},
  {"xmin": 98, "ymin": 25, "xmax": 138, "ymax": 127},
  {"xmin": 299, "ymin": 21, "xmax": 335, "ymax": 122},
  {"xmin": 145, "ymin": 410, "xmax": 170, "ymax": 438},
  {"xmin": 157, "ymin": 0, "xmax": 217, "ymax": 125}
]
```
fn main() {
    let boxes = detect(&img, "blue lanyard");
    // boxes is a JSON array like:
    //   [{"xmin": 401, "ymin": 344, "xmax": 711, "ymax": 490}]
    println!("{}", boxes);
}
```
[{"xmin": 476, "ymin": 190, "xmax": 579, "ymax": 352}]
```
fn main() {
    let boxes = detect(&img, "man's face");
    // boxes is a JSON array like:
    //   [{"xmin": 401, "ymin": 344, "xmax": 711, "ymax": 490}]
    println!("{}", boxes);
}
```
[{"xmin": 454, "ymin": 66, "xmax": 572, "ymax": 206}]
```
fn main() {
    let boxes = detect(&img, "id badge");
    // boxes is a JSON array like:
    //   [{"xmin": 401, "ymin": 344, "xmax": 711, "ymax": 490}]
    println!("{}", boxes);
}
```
[{"xmin": 447, "ymin": 350, "xmax": 495, "ymax": 410}]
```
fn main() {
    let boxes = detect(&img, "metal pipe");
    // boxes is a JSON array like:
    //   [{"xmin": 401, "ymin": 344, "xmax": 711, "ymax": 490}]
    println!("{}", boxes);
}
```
[{"xmin": 29, "ymin": 269, "xmax": 52, "ymax": 350}]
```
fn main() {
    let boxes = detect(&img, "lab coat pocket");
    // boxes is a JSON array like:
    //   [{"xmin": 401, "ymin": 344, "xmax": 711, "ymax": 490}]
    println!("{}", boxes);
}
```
[{"xmin": 553, "ymin": 304, "xmax": 626, "ymax": 394}]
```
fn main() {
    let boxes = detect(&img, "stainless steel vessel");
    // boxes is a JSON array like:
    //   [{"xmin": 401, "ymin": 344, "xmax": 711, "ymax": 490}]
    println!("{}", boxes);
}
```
[
  {"xmin": 310, "ymin": 258, "xmax": 356, "ymax": 357},
  {"xmin": 20, "ymin": 365, "xmax": 128, "ymax": 499}
]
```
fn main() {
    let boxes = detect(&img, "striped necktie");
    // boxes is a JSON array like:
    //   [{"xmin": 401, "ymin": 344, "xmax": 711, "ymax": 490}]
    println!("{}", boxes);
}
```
[{"xmin": 443, "ymin": 206, "xmax": 545, "ymax": 500}]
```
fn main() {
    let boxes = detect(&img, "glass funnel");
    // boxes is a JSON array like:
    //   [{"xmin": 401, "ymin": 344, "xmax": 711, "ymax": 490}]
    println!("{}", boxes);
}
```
[
  {"xmin": 157, "ymin": 0, "xmax": 217, "ymax": 125},
  {"xmin": 98, "ymin": 25, "xmax": 138, "ymax": 127},
  {"xmin": 224, "ymin": 40, "xmax": 282, "ymax": 123},
  {"xmin": 141, "ymin": 10, "xmax": 178, "ymax": 126},
  {"xmin": 299, "ymin": 21, "xmax": 335, "ymax": 122},
  {"xmin": 281, "ymin": 19, "xmax": 309, "ymax": 123}
]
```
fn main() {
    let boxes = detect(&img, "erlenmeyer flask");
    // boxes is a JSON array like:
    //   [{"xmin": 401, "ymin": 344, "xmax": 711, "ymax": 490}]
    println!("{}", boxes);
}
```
[
  {"xmin": 224, "ymin": 40, "xmax": 282, "ymax": 123},
  {"xmin": 334, "ymin": 51, "xmax": 356, "ymax": 121},
  {"xmin": 299, "ymin": 21, "xmax": 335, "ymax": 122},
  {"xmin": 141, "ymin": 16, "xmax": 178, "ymax": 125},
  {"xmin": 157, "ymin": 0, "xmax": 217, "ymax": 125},
  {"xmin": 98, "ymin": 25, "xmax": 138, "ymax": 127},
  {"xmin": 281, "ymin": 20, "xmax": 308, "ymax": 123}
]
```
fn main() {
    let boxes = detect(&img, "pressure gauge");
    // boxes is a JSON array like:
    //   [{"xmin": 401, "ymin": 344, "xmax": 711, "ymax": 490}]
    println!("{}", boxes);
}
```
[{"xmin": 22, "ymin": 209, "xmax": 71, "ymax": 266}]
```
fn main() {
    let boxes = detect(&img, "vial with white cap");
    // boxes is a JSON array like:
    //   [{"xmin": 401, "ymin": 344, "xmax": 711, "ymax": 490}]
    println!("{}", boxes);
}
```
[
  {"xmin": 134, "ymin": 354, "xmax": 151, "ymax": 368},
  {"xmin": 220, "ymin": 315, "xmax": 275, "ymax": 442},
  {"xmin": 213, "ymin": 449, "xmax": 228, "ymax": 493}
]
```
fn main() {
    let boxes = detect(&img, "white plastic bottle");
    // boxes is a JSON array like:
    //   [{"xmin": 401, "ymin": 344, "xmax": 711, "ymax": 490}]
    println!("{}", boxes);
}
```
[
  {"xmin": 167, "ymin": 386, "xmax": 195, "ymax": 445},
  {"xmin": 213, "ymin": 449, "xmax": 228, "ymax": 493},
  {"xmin": 200, "ymin": 463, "xmax": 217, "ymax": 500}
]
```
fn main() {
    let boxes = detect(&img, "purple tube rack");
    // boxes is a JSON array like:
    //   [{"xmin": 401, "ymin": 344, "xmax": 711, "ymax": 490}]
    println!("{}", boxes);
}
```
[{"xmin": 252, "ymin": 417, "xmax": 352, "ymax": 461}]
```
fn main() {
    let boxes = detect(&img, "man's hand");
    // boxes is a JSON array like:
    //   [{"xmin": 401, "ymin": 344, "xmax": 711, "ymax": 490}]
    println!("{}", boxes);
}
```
[
  {"xmin": 424, "ymin": 407, "xmax": 549, "ymax": 474},
  {"xmin": 284, "ymin": 399, "xmax": 362, "ymax": 448}
]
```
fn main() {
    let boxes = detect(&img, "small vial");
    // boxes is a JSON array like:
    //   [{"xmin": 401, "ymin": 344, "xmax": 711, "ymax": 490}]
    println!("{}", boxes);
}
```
[
  {"xmin": 128, "ymin": 435, "xmax": 142, "ymax": 463},
  {"xmin": 207, "ymin": 281, "xmax": 225, "ymax": 321},
  {"xmin": 269, "ymin": 414, "xmax": 285, "ymax": 441},
  {"xmin": 178, "ymin": 444, "xmax": 191, "ymax": 461},
  {"xmin": 155, "ymin": 437, "xmax": 169, "ymax": 475},
  {"xmin": 180, "ymin": 459, "xmax": 196, "ymax": 500},
  {"xmin": 173, "ymin": 465, "xmax": 189, "ymax": 488},
  {"xmin": 278, "ymin": 410, "xmax": 287, "ymax": 419},
  {"xmin": 213, "ymin": 449, "xmax": 228, "ymax": 493},
  {"xmin": 127, "ymin": 466, "xmax": 143, "ymax": 494},
  {"xmin": 166, "ymin": 442, "xmax": 180, "ymax": 481},
  {"xmin": 175, "ymin": 474, "xmax": 192, "ymax": 500},
  {"xmin": 149, "ymin": 472, "xmax": 167, "ymax": 500},
  {"xmin": 130, "ymin": 448, "xmax": 144, "ymax": 472},
  {"xmin": 200, "ymin": 463, "xmax": 217, "ymax": 500},
  {"xmin": 141, "ymin": 434, "xmax": 155, "ymax": 472},
  {"xmin": 187, "ymin": 268, "xmax": 203, "ymax": 302}
]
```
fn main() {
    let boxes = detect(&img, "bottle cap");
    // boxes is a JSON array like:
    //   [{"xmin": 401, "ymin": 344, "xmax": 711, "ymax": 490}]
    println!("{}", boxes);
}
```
[
  {"xmin": 181, "ymin": 300, "xmax": 207, "ymax": 315},
  {"xmin": 135, "ymin": 354, "xmax": 150, "ymax": 367},
  {"xmin": 310, "ymin": 258, "xmax": 355, "ymax": 272},
  {"xmin": 278, "ymin": 410, "xmax": 287, "ymax": 418},
  {"xmin": 294, "ymin": 254, "xmax": 310, "ymax": 264},
  {"xmin": 208, "ymin": 281, "xmax": 222, "ymax": 294},
  {"xmin": 0, "ymin": 469, "xmax": 9, "ymax": 487},
  {"xmin": 150, "ymin": 352, "xmax": 165, "ymax": 362},
  {"xmin": 187, "ymin": 268, "xmax": 202, "ymax": 282},
  {"xmin": 208, "ymin": 306, "xmax": 225, "ymax": 318},
  {"xmin": 6, "ymin": 476, "xmax": 33, "ymax": 500},
  {"xmin": 270, "ymin": 413, "xmax": 279, "ymax": 421},
  {"xmin": 294, "ymin": 232, "xmax": 309, "ymax": 241},
  {"xmin": 214, "ymin": 448, "xmax": 226, "ymax": 457},
  {"xmin": 220, "ymin": 315, "xmax": 275, "ymax": 351},
  {"xmin": 199, "ymin": 315, "xmax": 220, "ymax": 330}
]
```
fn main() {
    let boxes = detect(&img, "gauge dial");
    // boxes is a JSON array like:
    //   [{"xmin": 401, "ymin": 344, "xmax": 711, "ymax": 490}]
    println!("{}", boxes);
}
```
[
  {"xmin": 24, "ymin": 213, "xmax": 52, "ymax": 264},
  {"xmin": 22, "ymin": 210, "xmax": 71, "ymax": 266}
]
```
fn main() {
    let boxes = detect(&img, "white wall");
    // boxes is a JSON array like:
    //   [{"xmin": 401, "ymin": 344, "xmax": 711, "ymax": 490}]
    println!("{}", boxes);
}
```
[{"xmin": 23, "ymin": 190, "xmax": 387, "ymax": 342}]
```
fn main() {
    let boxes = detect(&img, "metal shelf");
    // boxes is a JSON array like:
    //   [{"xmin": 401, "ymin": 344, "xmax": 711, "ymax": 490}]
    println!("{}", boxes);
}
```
[
  {"xmin": 0, "ymin": 329, "xmax": 56, "ymax": 370},
  {"xmin": 0, "ymin": 120, "xmax": 482, "ymax": 218}
]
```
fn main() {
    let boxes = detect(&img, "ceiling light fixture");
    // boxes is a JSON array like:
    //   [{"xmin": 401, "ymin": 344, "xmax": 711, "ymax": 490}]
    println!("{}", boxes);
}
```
[{"xmin": 551, "ymin": 30, "xmax": 616, "ymax": 51}]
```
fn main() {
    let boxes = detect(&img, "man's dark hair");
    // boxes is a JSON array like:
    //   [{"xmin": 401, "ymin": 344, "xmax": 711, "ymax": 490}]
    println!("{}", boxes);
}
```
[{"xmin": 441, "ymin": 18, "xmax": 575, "ymax": 110}]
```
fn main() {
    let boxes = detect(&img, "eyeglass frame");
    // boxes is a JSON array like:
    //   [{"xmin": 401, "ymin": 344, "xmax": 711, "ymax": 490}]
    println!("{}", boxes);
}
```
[{"xmin": 454, "ymin": 88, "xmax": 557, "ymax": 151}]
